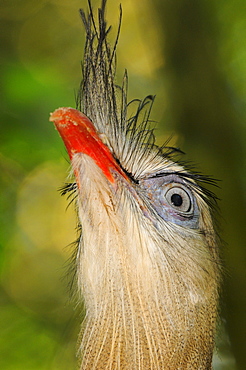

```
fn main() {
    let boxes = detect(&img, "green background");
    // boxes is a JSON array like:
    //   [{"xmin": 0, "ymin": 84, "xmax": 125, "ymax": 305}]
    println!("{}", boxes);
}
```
[{"xmin": 1, "ymin": 0, "xmax": 245, "ymax": 368}]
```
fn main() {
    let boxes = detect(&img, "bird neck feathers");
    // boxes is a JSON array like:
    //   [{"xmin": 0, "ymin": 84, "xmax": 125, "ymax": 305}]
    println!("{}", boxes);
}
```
[{"xmin": 72, "ymin": 155, "xmax": 219, "ymax": 369}]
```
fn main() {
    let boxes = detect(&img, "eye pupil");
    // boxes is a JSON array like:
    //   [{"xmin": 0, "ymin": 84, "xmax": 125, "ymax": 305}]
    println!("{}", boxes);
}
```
[{"xmin": 171, "ymin": 193, "xmax": 183, "ymax": 207}]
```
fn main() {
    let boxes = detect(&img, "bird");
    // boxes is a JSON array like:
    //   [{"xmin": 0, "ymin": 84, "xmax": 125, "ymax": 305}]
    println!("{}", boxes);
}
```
[{"xmin": 50, "ymin": 0, "xmax": 221, "ymax": 369}]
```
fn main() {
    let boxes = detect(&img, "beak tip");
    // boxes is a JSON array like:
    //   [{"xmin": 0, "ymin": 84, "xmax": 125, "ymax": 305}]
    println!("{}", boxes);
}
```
[{"xmin": 49, "ymin": 107, "xmax": 74, "ymax": 124}]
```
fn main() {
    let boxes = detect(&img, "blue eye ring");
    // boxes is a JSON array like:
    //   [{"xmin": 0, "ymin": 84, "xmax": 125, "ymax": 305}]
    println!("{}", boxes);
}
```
[{"xmin": 139, "ymin": 174, "xmax": 199, "ymax": 228}]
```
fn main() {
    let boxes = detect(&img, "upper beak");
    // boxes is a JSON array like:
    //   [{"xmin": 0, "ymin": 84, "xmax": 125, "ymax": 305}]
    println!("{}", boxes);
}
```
[{"xmin": 50, "ymin": 107, "xmax": 127, "ymax": 183}]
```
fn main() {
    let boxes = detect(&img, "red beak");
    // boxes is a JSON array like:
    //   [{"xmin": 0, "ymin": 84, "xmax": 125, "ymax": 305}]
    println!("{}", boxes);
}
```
[{"xmin": 50, "ymin": 107, "xmax": 127, "ymax": 183}]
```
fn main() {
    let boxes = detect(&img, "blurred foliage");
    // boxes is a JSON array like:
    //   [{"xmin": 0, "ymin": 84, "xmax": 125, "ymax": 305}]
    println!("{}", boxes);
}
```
[{"xmin": 0, "ymin": 0, "xmax": 245, "ymax": 368}]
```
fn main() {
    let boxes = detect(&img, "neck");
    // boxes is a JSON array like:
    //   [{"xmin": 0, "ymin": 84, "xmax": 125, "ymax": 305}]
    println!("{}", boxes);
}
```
[{"xmin": 74, "ymin": 155, "xmax": 219, "ymax": 369}]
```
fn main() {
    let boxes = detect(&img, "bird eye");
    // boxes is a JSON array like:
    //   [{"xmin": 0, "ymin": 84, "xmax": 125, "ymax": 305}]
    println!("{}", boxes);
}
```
[
  {"xmin": 165, "ymin": 186, "xmax": 192, "ymax": 214},
  {"xmin": 140, "ymin": 176, "xmax": 198, "ymax": 227}
]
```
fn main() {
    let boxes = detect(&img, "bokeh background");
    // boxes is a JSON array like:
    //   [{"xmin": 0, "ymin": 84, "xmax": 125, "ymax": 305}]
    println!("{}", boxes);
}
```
[{"xmin": 1, "ymin": 0, "xmax": 246, "ymax": 369}]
